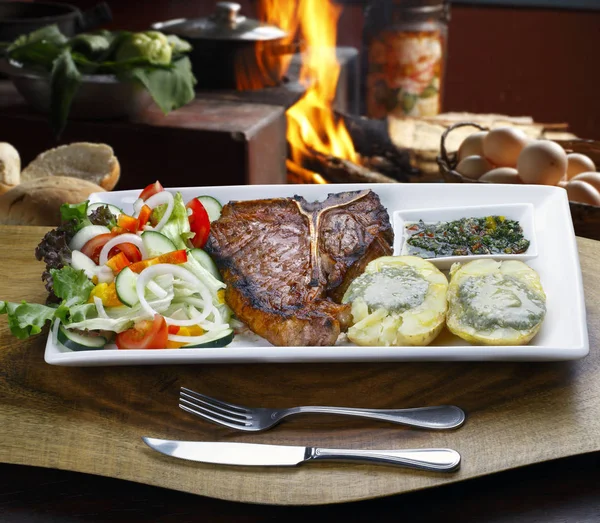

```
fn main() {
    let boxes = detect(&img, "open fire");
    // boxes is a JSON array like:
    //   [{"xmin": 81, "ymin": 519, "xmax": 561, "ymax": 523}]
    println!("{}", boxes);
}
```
[{"xmin": 254, "ymin": 0, "xmax": 359, "ymax": 182}]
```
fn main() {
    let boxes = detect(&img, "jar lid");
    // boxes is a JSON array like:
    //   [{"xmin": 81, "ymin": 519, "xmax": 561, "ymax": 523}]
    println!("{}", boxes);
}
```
[{"xmin": 151, "ymin": 2, "xmax": 287, "ymax": 42}]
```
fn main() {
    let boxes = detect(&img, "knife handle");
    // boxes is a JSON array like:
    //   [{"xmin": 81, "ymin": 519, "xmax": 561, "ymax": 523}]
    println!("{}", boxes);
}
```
[{"xmin": 307, "ymin": 447, "xmax": 461, "ymax": 472}]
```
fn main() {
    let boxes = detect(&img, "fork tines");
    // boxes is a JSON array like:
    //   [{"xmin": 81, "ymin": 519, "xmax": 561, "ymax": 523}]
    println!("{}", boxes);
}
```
[{"xmin": 179, "ymin": 387, "xmax": 253, "ymax": 430}]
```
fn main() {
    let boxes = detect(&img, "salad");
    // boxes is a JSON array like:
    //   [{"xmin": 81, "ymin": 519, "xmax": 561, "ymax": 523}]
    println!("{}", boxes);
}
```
[{"xmin": 0, "ymin": 181, "xmax": 233, "ymax": 351}]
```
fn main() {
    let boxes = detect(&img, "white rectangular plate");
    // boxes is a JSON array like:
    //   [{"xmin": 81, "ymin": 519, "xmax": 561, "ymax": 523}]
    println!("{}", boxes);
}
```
[{"xmin": 45, "ymin": 183, "xmax": 588, "ymax": 366}]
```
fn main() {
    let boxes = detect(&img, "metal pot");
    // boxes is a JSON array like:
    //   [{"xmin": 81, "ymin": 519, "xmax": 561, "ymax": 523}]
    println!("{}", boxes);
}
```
[
  {"xmin": 0, "ymin": 1, "xmax": 112, "ymax": 43},
  {"xmin": 151, "ymin": 2, "xmax": 296, "ymax": 90}
]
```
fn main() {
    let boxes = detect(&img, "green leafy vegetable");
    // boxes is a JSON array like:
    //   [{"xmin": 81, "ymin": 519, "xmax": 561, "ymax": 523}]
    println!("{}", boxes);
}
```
[
  {"xmin": 51, "ymin": 266, "xmax": 94, "ymax": 304},
  {"xmin": 60, "ymin": 201, "xmax": 89, "ymax": 230},
  {"xmin": 50, "ymin": 49, "xmax": 82, "ymax": 137},
  {"xmin": 88, "ymin": 205, "xmax": 117, "ymax": 229},
  {"xmin": 125, "ymin": 56, "xmax": 196, "ymax": 114},
  {"xmin": 6, "ymin": 25, "xmax": 195, "ymax": 137},
  {"xmin": 0, "ymin": 266, "xmax": 93, "ymax": 339},
  {"xmin": 68, "ymin": 30, "xmax": 118, "ymax": 58},
  {"xmin": 115, "ymin": 31, "xmax": 172, "ymax": 66},
  {"xmin": 0, "ymin": 301, "xmax": 61, "ymax": 339},
  {"xmin": 152, "ymin": 192, "xmax": 191, "ymax": 250},
  {"xmin": 167, "ymin": 35, "xmax": 193, "ymax": 55},
  {"xmin": 7, "ymin": 25, "xmax": 66, "ymax": 69}
]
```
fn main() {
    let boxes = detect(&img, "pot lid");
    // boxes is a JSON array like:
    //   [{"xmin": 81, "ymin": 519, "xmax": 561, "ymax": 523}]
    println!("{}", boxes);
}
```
[{"xmin": 152, "ymin": 2, "xmax": 287, "ymax": 42}]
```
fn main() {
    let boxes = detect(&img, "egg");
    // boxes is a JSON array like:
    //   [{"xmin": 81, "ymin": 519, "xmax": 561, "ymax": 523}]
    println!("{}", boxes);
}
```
[
  {"xmin": 446, "ymin": 259, "xmax": 546, "ymax": 346},
  {"xmin": 456, "ymin": 155, "xmax": 494, "ymax": 180},
  {"xmin": 342, "ymin": 256, "xmax": 448, "ymax": 346},
  {"xmin": 482, "ymin": 127, "xmax": 528, "ymax": 167},
  {"xmin": 565, "ymin": 180, "xmax": 600, "ymax": 206},
  {"xmin": 566, "ymin": 154, "xmax": 597, "ymax": 180},
  {"xmin": 458, "ymin": 131, "xmax": 487, "ymax": 161},
  {"xmin": 479, "ymin": 167, "xmax": 521, "ymax": 184},
  {"xmin": 517, "ymin": 140, "xmax": 567, "ymax": 185},
  {"xmin": 571, "ymin": 172, "xmax": 600, "ymax": 192}
]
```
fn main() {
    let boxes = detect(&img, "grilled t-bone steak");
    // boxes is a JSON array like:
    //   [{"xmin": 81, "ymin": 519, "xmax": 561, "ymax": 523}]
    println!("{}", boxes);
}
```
[{"xmin": 205, "ymin": 190, "xmax": 393, "ymax": 346}]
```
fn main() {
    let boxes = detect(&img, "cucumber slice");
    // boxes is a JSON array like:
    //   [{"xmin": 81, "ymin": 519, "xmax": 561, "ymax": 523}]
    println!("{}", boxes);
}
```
[
  {"xmin": 196, "ymin": 196, "xmax": 222, "ymax": 222},
  {"xmin": 57, "ymin": 325, "xmax": 106, "ymax": 351},
  {"xmin": 181, "ymin": 328, "xmax": 234, "ymax": 349},
  {"xmin": 189, "ymin": 249, "xmax": 222, "ymax": 281},
  {"xmin": 141, "ymin": 230, "xmax": 176, "ymax": 257},
  {"xmin": 87, "ymin": 202, "xmax": 123, "ymax": 218},
  {"xmin": 71, "ymin": 250, "xmax": 97, "ymax": 276},
  {"xmin": 69, "ymin": 225, "xmax": 111, "ymax": 251},
  {"xmin": 115, "ymin": 267, "xmax": 139, "ymax": 307}
]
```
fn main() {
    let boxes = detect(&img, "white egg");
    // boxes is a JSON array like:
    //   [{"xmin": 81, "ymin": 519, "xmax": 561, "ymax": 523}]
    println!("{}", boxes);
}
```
[
  {"xmin": 566, "ymin": 153, "xmax": 596, "ymax": 180},
  {"xmin": 482, "ymin": 127, "xmax": 528, "ymax": 167},
  {"xmin": 456, "ymin": 155, "xmax": 494, "ymax": 180},
  {"xmin": 458, "ymin": 131, "xmax": 487, "ymax": 161},
  {"xmin": 565, "ymin": 180, "xmax": 600, "ymax": 206},
  {"xmin": 571, "ymin": 172, "xmax": 600, "ymax": 192},
  {"xmin": 517, "ymin": 140, "xmax": 567, "ymax": 185},
  {"xmin": 479, "ymin": 167, "xmax": 521, "ymax": 184}
]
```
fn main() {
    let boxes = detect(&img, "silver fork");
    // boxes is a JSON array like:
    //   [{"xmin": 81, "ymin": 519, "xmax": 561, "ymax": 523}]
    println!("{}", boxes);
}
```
[{"xmin": 179, "ymin": 388, "xmax": 466, "ymax": 432}]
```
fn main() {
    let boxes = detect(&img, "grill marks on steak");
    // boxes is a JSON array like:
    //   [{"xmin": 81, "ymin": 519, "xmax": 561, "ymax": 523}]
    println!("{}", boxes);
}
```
[{"xmin": 205, "ymin": 190, "xmax": 393, "ymax": 346}]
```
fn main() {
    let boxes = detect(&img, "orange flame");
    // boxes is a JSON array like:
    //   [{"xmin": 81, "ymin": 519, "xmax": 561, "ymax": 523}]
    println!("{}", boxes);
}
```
[
  {"xmin": 253, "ymin": 0, "xmax": 358, "ymax": 171},
  {"xmin": 286, "ymin": 0, "xmax": 358, "ymax": 166}
]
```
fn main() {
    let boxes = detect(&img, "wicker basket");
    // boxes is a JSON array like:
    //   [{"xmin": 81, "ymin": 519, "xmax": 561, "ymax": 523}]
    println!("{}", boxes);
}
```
[{"xmin": 437, "ymin": 122, "xmax": 600, "ymax": 241}]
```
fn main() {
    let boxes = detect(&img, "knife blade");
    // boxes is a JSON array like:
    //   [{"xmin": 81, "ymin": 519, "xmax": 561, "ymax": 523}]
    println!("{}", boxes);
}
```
[{"xmin": 142, "ymin": 438, "xmax": 461, "ymax": 472}]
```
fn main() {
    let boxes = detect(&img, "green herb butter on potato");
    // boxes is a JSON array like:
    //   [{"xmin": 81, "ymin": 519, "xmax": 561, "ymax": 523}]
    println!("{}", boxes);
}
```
[{"xmin": 342, "ymin": 256, "xmax": 448, "ymax": 346}]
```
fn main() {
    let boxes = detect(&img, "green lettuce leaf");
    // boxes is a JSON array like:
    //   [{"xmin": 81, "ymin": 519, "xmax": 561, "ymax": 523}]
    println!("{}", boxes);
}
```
[
  {"xmin": 167, "ymin": 35, "xmax": 192, "ymax": 55},
  {"xmin": 68, "ymin": 303, "xmax": 98, "ymax": 323},
  {"xmin": 0, "ymin": 301, "xmax": 59, "ymax": 339},
  {"xmin": 50, "ymin": 49, "xmax": 82, "ymax": 138},
  {"xmin": 124, "ymin": 55, "xmax": 196, "ymax": 113},
  {"xmin": 148, "ymin": 194, "xmax": 189, "ymax": 249},
  {"xmin": 68, "ymin": 30, "xmax": 117, "ymax": 59},
  {"xmin": 59, "ymin": 200, "xmax": 90, "ymax": 231},
  {"xmin": 50, "ymin": 266, "xmax": 94, "ymax": 304},
  {"xmin": 152, "ymin": 192, "xmax": 191, "ymax": 250},
  {"xmin": 65, "ymin": 317, "xmax": 134, "ymax": 333},
  {"xmin": 7, "ymin": 25, "xmax": 67, "ymax": 69}
]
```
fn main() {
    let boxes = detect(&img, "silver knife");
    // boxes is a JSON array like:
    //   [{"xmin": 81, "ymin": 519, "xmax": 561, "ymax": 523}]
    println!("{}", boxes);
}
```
[{"xmin": 142, "ymin": 438, "xmax": 461, "ymax": 472}]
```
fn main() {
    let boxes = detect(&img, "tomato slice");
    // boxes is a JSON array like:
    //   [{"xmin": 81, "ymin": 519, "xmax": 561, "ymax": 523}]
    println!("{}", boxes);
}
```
[
  {"xmin": 81, "ymin": 233, "xmax": 142, "ymax": 265},
  {"xmin": 116, "ymin": 314, "xmax": 168, "ymax": 350},
  {"xmin": 186, "ymin": 198, "xmax": 210, "ymax": 248},
  {"xmin": 81, "ymin": 233, "xmax": 116, "ymax": 264},
  {"xmin": 139, "ymin": 181, "xmax": 164, "ymax": 201},
  {"xmin": 115, "ymin": 242, "xmax": 142, "ymax": 263}
]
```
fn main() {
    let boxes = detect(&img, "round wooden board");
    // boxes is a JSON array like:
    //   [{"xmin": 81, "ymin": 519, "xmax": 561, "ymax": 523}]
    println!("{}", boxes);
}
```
[{"xmin": 0, "ymin": 226, "xmax": 598, "ymax": 506}]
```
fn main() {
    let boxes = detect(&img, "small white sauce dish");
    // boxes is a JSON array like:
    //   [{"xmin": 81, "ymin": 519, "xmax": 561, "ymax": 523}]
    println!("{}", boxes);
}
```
[{"xmin": 393, "ymin": 203, "xmax": 538, "ymax": 270}]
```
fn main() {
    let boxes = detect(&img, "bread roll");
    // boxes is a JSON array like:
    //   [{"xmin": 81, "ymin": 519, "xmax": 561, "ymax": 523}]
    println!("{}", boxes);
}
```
[
  {"xmin": 20, "ymin": 143, "xmax": 120, "ymax": 191},
  {"xmin": 0, "ymin": 176, "xmax": 105, "ymax": 226},
  {"xmin": 0, "ymin": 143, "xmax": 21, "ymax": 195}
]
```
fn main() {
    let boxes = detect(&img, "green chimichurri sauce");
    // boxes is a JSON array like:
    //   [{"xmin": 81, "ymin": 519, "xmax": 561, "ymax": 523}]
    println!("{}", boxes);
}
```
[{"xmin": 404, "ymin": 216, "xmax": 530, "ymax": 258}]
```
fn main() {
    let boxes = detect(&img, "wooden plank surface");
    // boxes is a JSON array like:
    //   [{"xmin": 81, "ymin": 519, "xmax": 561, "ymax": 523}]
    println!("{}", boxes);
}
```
[{"xmin": 0, "ymin": 226, "xmax": 598, "ymax": 505}]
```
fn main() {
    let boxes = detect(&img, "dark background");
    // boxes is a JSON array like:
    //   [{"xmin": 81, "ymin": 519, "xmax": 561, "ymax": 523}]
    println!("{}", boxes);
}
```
[{"xmin": 34, "ymin": 0, "xmax": 600, "ymax": 140}]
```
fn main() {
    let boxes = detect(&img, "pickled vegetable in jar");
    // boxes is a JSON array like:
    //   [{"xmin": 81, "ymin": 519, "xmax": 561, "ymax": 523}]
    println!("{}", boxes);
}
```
[{"xmin": 364, "ymin": 0, "xmax": 449, "ymax": 118}]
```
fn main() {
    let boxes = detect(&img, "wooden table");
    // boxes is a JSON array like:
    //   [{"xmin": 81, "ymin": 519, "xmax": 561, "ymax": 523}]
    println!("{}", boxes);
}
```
[{"xmin": 0, "ymin": 227, "xmax": 599, "ymax": 519}]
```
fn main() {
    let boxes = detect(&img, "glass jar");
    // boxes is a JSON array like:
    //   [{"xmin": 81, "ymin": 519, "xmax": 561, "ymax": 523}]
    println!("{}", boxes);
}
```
[{"xmin": 363, "ymin": 0, "xmax": 450, "ymax": 119}]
